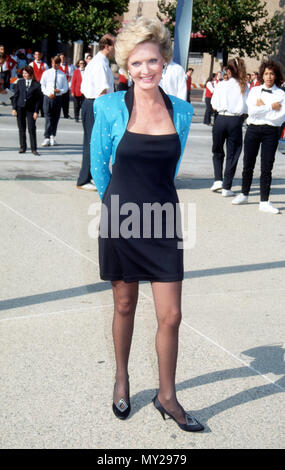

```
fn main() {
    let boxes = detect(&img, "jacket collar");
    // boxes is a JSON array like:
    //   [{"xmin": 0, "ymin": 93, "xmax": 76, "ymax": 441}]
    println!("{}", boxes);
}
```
[{"xmin": 124, "ymin": 84, "xmax": 174, "ymax": 123}]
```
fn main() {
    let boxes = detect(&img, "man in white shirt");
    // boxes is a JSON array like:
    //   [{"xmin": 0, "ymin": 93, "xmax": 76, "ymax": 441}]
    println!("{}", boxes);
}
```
[
  {"xmin": 77, "ymin": 35, "xmax": 114, "ymax": 190},
  {"xmin": 59, "ymin": 53, "xmax": 76, "ymax": 118},
  {"xmin": 40, "ymin": 55, "xmax": 68, "ymax": 146},
  {"xmin": 159, "ymin": 60, "xmax": 187, "ymax": 101}
]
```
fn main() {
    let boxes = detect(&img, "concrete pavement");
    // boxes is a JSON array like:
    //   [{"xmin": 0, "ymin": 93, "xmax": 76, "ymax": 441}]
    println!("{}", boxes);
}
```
[{"xmin": 0, "ymin": 101, "xmax": 285, "ymax": 449}]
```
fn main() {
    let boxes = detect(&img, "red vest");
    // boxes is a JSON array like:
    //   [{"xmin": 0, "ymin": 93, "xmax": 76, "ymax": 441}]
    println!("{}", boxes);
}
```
[
  {"xmin": 205, "ymin": 84, "xmax": 213, "ymax": 98},
  {"xmin": 6, "ymin": 55, "xmax": 17, "ymax": 71},
  {"xmin": 59, "ymin": 63, "xmax": 70, "ymax": 81},
  {"xmin": 249, "ymin": 80, "xmax": 260, "ymax": 90},
  {"xmin": 32, "ymin": 61, "xmax": 46, "ymax": 82},
  {"xmin": 186, "ymin": 76, "xmax": 192, "ymax": 91}
]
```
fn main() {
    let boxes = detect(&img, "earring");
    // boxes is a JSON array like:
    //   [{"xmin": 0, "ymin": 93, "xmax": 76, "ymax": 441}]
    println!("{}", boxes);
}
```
[
  {"xmin": 128, "ymin": 70, "xmax": 133, "ymax": 83},
  {"xmin": 163, "ymin": 63, "xmax": 168, "ymax": 72}
]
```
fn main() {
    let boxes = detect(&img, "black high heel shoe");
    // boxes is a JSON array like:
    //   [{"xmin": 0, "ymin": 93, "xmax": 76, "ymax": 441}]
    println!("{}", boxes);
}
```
[
  {"xmin": 152, "ymin": 394, "xmax": 204, "ymax": 432},
  {"xmin": 112, "ymin": 383, "xmax": 131, "ymax": 420}
]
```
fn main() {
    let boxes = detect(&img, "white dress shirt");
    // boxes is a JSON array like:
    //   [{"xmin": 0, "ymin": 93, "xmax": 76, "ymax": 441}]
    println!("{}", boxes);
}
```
[
  {"xmin": 80, "ymin": 51, "xmax": 114, "ymax": 99},
  {"xmin": 40, "ymin": 68, "xmax": 68, "ymax": 97},
  {"xmin": 211, "ymin": 77, "xmax": 249, "ymax": 115},
  {"xmin": 159, "ymin": 60, "xmax": 187, "ymax": 100},
  {"xmin": 246, "ymin": 84, "xmax": 285, "ymax": 127}
]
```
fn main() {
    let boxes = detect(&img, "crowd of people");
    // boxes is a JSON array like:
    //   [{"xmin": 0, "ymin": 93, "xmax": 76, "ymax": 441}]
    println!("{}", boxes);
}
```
[
  {"xmin": 0, "ymin": 39, "xmax": 284, "ymax": 214},
  {"xmin": 208, "ymin": 57, "xmax": 285, "ymax": 215},
  {"xmin": 0, "ymin": 45, "xmax": 92, "ymax": 153}
]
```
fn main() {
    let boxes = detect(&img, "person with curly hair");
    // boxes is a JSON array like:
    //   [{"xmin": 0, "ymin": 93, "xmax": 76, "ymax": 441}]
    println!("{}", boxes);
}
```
[{"xmin": 232, "ymin": 59, "xmax": 285, "ymax": 214}]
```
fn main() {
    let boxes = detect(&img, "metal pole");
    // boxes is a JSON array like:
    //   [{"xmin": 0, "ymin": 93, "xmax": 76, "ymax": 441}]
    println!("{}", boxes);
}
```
[{"xmin": 173, "ymin": 0, "xmax": 193, "ymax": 71}]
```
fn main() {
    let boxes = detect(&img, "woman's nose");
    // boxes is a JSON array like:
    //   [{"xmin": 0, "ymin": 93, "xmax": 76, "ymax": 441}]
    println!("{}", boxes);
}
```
[{"xmin": 141, "ymin": 61, "xmax": 150, "ymax": 74}]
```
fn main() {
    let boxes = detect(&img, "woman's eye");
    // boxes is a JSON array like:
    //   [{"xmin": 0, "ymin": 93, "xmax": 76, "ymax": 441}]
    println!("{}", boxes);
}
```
[
  {"xmin": 131, "ymin": 62, "xmax": 140, "ymax": 67},
  {"xmin": 149, "ymin": 59, "xmax": 158, "ymax": 64}
]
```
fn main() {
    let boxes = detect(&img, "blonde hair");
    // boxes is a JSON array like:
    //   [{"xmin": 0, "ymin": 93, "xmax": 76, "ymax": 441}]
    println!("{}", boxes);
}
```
[{"xmin": 115, "ymin": 16, "xmax": 172, "ymax": 78}]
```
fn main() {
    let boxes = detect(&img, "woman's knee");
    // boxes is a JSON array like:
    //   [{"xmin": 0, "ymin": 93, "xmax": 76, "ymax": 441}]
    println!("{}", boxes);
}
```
[
  {"xmin": 115, "ymin": 296, "xmax": 136, "ymax": 317},
  {"xmin": 158, "ymin": 308, "xmax": 182, "ymax": 329}
]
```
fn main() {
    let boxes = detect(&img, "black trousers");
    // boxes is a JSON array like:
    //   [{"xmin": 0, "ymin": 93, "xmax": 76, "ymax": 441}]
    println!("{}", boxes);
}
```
[
  {"xmin": 241, "ymin": 124, "xmax": 279, "ymax": 201},
  {"xmin": 61, "ymin": 90, "xmax": 70, "ymax": 118},
  {"xmin": 204, "ymin": 97, "xmax": 213, "ymax": 125},
  {"xmin": 73, "ymin": 95, "xmax": 84, "ymax": 121},
  {"xmin": 212, "ymin": 114, "xmax": 243, "ymax": 189},
  {"xmin": 38, "ymin": 91, "xmax": 44, "ymax": 117},
  {"xmin": 17, "ymin": 107, "xmax": 37, "ymax": 151},
  {"xmin": 43, "ymin": 95, "xmax": 62, "ymax": 138},
  {"xmin": 77, "ymin": 98, "xmax": 95, "ymax": 186}
]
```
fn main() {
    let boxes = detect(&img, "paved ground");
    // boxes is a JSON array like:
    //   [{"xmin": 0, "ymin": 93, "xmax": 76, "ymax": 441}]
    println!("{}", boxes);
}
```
[{"xmin": 0, "ymin": 100, "xmax": 285, "ymax": 449}]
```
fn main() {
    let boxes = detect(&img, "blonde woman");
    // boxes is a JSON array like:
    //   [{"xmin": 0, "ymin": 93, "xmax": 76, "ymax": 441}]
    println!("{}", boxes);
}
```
[
  {"xmin": 90, "ymin": 17, "xmax": 204, "ymax": 432},
  {"xmin": 210, "ymin": 58, "xmax": 249, "ymax": 195}
]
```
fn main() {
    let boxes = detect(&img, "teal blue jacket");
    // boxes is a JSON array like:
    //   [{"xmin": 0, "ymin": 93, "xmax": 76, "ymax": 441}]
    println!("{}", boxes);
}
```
[{"xmin": 90, "ymin": 86, "xmax": 193, "ymax": 199}]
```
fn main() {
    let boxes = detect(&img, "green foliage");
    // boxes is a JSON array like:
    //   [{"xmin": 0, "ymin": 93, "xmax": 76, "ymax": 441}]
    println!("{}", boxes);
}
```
[
  {"xmin": 157, "ymin": 0, "xmax": 283, "ymax": 58},
  {"xmin": 0, "ymin": 0, "xmax": 129, "ymax": 44},
  {"xmin": 157, "ymin": 0, "xmax": 177, "ymax": 39}
]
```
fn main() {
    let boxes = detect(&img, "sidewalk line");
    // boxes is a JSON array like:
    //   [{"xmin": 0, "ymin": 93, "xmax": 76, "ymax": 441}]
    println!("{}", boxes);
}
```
[
  {"xmin": 183, "ymin": 288, "xmax": 285, "ymax": 297},
  {"xmin": 2, "ymin": 201, "xmax": 284, "ymax": 394},
  {"xmin": 0, "ymin": 199, "xmax": 99, "ymax": 266},
  {"xmin": 140, "ymin": 288, "xmax": 285, "ymax": 393},
  {"xmin": 181, "ymin": 318, "xmax": 285, "ymax": 393},
  {"xmin": 0, "ymin": 303, "xmax": 114, "ymax": 323}
]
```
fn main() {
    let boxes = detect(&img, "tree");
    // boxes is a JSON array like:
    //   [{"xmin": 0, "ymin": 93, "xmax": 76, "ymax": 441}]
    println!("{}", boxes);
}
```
[
  {"xmin": 157, "ymin": 0, "xmax": 177, "ymax": 39},
  {"xmin": 0, "ymin": 0, "xmax": 129, "ymax": 45},
  {"xmin": 157, "ymin": 0, "xmax": 283, "ymax": 72}
]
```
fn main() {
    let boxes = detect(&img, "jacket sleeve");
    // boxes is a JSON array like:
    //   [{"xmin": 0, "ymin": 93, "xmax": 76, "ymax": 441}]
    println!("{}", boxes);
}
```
[
  {"xmin": 174, "ymin": 99, "xmax": 193, "ymax": 178},
  {"xmin": 12, "ymin": 81, "xmax": 19, "ymax": 109},
  {"xmin": 90, "ymin": 97, "xmax": 112, "ymax": 200},
  {"xmin": 70, "ymin": 70, "xmax": 76, "ymax": 94}
]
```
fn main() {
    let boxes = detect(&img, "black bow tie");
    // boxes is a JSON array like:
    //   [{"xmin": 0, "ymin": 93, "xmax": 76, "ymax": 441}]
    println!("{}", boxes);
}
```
[{"xmin": 261, "ymin": 88, "xmax": 272, "ymax": 94}]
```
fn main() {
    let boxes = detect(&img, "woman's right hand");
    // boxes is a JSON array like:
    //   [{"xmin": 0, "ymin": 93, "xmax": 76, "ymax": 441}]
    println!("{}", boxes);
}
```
[
  {"xmin": 272, "ymin": 101, "xmax": 282, "ymax": 111},
  {"xmin": 12, "ymin": 110, "xmax": 17, "ymax": 117}
]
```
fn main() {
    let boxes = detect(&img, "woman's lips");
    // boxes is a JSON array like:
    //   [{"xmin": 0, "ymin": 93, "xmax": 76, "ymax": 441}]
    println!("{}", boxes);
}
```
[{"xmin": 141, "ymin": 75, "xmax": 154, "ymax": 81}]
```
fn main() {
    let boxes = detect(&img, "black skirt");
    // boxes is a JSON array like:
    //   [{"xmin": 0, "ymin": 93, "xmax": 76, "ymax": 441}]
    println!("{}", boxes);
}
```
[{"xmin": 99, "ymin": 129, "xmax": 183, "ymax": 283}]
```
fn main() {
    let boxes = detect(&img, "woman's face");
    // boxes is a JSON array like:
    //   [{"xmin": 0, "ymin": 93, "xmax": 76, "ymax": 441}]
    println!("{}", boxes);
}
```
[
  {"xmin": 263, "ymin": 68, "xmax": 276, "ymax": 88},
  {"xmin": 226, "ymin": 68, "xmax": 232, "ymax": 79},
  {"xmin": 22, "ymin": 70, "xmax": 31, "ymax": 80},
  {"xmin": 127, "ymin": 41, "xmax": 164, "ymax": 91}
]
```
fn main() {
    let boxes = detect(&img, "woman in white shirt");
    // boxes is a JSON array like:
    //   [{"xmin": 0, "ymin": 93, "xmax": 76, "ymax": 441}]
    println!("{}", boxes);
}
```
[
  {"xmin": 203, "ymin": 73, "xmax": 215, "ymax": 125},
  {"xmin": 210, "ymin": 58, "xmax": 248, "ymax": 196},
  {"xmin": 232, "ymin": 60, "xmax": 285, "ymax": 214}
]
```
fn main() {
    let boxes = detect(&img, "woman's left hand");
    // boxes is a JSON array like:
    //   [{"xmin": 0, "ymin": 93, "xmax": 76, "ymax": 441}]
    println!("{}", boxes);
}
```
[{"xmin": 33, "ymin": 112, "xmax": 38, "ymax": 120}]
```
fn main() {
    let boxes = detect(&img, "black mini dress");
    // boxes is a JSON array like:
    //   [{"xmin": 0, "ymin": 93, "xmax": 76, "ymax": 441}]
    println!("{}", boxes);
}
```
[{"xmin": 99, "ymin": 128, "xmax": 183, "ymax": 283}]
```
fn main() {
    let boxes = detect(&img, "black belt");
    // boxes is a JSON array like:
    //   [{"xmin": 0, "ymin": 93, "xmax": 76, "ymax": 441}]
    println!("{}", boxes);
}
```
[{"xmin": 85, "ymin": 98, "xmax": 95, "ymax": 101}]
